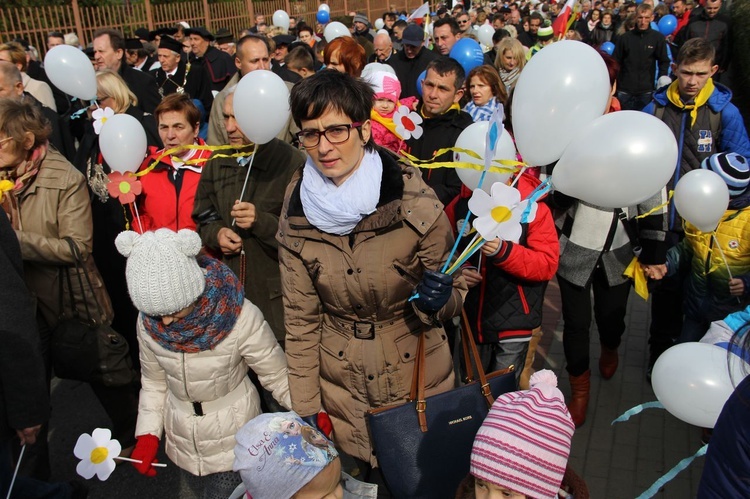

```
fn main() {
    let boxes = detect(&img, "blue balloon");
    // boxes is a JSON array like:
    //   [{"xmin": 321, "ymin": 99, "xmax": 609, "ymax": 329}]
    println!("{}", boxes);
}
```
[
  {"xmin": 398, "ymin": 14, "xmax": 407, "ymax": 21},
  {"xmin": 416, "ymin": 69, "xmax": 427, "ymax": 97},
  {"xmin": 650, "ymin": 21, "xmax": 658, "ymax": 31},
  {"xmin": 316, "ymin": 10, "xmax": 330, "ymax": 24},
  {"xmin": 658, "ymin": 14, "xmax": 678, "ymax": 36},
  {"xmin": 600, "ymin": 41, "xmax": 615, "ymax": 56},
  {"xmin": 449, "ymin": 38, "xmax": 484, "ymax": 76}
]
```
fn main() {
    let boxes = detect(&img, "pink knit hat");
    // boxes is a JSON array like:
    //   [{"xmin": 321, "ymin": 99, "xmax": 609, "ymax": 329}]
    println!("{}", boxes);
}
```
[
  {"xmin": 470, "ymin": 370, "xmax": 575, "ymax": 499},
  {"xmin": 366, "ymin": 70, "xmax": 401, "ymax": 104}
]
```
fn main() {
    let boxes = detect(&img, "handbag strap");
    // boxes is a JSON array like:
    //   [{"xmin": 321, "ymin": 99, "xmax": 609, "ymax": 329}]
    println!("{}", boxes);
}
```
[
  {"xmin": 61, "ymin": 237, "xmax": 103, "ymax": 324},
  {"xmin": 408, "ymin": 329, "xmax": 428, "ymax": 432},
  {"xmin": 460, "ymin": 309, "xmax": 495, "ymax": 409}
]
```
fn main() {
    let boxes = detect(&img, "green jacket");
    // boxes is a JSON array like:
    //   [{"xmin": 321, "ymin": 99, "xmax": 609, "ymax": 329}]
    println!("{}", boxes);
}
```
[{"xmin": 192, "ymin": 139, "xmax": 305, "ymax": 340}]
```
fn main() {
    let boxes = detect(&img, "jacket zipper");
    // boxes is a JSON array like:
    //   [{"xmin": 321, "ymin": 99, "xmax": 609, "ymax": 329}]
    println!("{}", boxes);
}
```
[{"xmin": 182, "ymin": 353, "xmax": 201, "ymax": 468}]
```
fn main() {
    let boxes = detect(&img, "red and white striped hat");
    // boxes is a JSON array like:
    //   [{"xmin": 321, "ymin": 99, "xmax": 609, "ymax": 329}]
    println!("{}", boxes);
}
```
[{"xmin": 470, "ymin": 370, "xmax": 575, "ymax": 499}]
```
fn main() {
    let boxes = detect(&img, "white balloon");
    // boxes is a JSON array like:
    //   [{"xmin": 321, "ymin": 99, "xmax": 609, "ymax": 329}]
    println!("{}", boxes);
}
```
[
  {"xmin": 99, "ymin": 114, "xmax": 147, "ymax": 174},
  {"xmin": 377, "ymin": 28, "xmax": 390, "ymax": 36},
  {"xmin": 374, "ymin": 18, "xmax": 385, "ymax": 30},
  {"xmin": 233, "ymin": 70, "xmax": 290, "ymax": 145},
  {"xmin": 512, "ymin": 41, "xmax": 610, "ymax": 166},
  {"xmin": 43, "ymin": 45, "xmax": 97, "ymax": 101},
  {"xmin": 318, "ymin": 3, "xmax": 330, "ymax": 12},
  {"xmin": 652, "ymin": 343, "xmax": 748, "ymax": 428},
  {"xmin": 273, "ymin": 10, "xmax": 290, "ymax": 31},
  {"xmin": 674, "ymin": 169, "xmax": 730, "ymax": 232},
  {"xmin": 454, "ymin": 122, "xmax": 517, "ymax": 193},
  {"xmin": 551, "ymin": 111, "xmax": 678, "ymax": 208},
  {"xmin": 477, "ymin": 24, "xmax": 495, "ymax": 47},
  {"xmin": 324, "ymin": 22, "xmax": 352, "ymax": 42}
]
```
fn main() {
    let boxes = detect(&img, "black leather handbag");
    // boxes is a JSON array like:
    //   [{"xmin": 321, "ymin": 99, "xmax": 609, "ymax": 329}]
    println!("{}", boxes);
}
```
[
  {"xmin": 366, "ymin": 310, "xmax": 517, "ymax": 499},
  {"xmin": 52, "ymin": 238, "xmax": 137, "ymax": 387}
]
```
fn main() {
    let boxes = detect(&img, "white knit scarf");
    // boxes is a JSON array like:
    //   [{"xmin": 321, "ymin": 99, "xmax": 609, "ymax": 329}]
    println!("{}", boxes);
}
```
[{"xmin": 300, "ymin": 149, "xmax": 382, "ymax": 235}]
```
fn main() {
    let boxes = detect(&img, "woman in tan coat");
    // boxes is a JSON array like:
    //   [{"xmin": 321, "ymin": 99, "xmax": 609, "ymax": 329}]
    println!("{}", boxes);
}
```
[
  {"xmin": 0, "ymin": 99, "xmax": 137, "ymax": 477},
  {"xmin": 278, "ymin": 70, "xmax": 467, "ymax": 488}
]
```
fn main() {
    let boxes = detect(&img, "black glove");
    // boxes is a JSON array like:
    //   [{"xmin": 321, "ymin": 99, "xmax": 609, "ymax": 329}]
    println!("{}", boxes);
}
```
[{"xmin": 413, "ymin": 270, "xmax": 454, "ymax": 314}]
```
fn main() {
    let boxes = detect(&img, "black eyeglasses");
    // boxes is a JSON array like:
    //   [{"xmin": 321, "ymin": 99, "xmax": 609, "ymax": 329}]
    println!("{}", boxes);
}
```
[
  {"xmin": 297, "ymin": 122, "xmax": 362, "ymax": 149},
  {"xmin": 458, "ymin": 19, "xmax": 470, "ymax": 24}
]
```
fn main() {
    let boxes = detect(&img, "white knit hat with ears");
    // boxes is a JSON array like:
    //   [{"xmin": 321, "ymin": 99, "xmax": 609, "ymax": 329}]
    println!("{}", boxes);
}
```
[{"xmin": 115, "ymin": 228, "xmax": 206, "ymax": 317}]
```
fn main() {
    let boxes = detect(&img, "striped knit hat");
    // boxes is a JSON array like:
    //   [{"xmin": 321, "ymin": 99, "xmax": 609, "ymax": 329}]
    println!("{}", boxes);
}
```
[
  {"xmin": 701, "ymin": 152, "xmax": 750, "ymax": 198},
  {"xmin": 470, "ymin": 370, "xmax": 574, "ymax": 499}
]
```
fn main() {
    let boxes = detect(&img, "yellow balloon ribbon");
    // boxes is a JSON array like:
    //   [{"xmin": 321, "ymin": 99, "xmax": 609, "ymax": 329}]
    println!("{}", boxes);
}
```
[
  {"xmin": 399, "ymin": 147, "xmax": 526, "ymax": 174},
  {"xmin": 136, "ymin": 144, "xmax": 256, "ymax": 178},
  {"xmin": 634, "ymin": 191, "xmax": 674, "ymax": 219}
]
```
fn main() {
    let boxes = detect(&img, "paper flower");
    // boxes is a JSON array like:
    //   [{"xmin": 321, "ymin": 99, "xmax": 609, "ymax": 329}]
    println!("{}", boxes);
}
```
[
  {"xmin": 73, "ymin": 428, "xmax": 121, "ymax": 481},
  {"xmin": 468, "ymin": 182, "xmax": 538, "ymax": 243},
  {"xmin": 393, "ymin": 105, "xmax": 423, "ymax": 140},
  {"xmin": 107, "ymin": 171, "xmax": 142, "ymax": 204},
  {"xmin": 0, "ymin": 179, "xmax": 14, "ymax": 202},
  {"xmin": 92, "ymin": 107, "xmax": 115, "ymax": 135}
]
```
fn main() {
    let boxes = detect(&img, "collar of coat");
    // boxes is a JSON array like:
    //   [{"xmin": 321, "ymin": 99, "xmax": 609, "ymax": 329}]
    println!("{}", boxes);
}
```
[{"xmin": 281, "ymin": 147, "xmax": 444, "ymax": 242}]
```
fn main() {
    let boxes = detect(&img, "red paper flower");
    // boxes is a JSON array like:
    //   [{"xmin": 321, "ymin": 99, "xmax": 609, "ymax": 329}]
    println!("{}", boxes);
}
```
[{"xmin": 107, "ymin": 171, "xmax": 142, "ymax": 204}]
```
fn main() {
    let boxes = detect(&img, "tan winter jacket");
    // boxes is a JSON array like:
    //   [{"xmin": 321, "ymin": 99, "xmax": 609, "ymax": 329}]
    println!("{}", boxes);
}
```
[
  {"xmin": 277, "ymin": 150, "xmax": 467, "ymax": 465},
  {"xmin": 135, "ymin": 299, "xmax": 291, "ymax": 476},
  {"xmin": 15, "ymin": 148, "xmax": 93, "ymax": 328}
]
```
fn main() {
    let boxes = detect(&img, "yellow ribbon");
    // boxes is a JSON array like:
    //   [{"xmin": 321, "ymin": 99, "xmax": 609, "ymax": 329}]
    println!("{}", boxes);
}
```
[
  {"xmin": 135, "ymin": 144, "xmax": 255, "ymax": 178},
  {"xmin": 399, "ymin": 147, "xmax": 526, "ymax": 174},
  {"xmin": 623, "ymin": 257, "xmax": 649, "ymax": 300},
  {"xmin": 634, "ymin": 191, "xmax": 674, "ymax": 219}
]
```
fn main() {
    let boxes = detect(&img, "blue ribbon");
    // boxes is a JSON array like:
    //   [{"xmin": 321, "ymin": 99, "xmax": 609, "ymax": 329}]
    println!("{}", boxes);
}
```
[
  {"xmin": 440, "ymin": 169, "xmax": 488, "ymax": 273},
  {"xmin": 611, "ymin": 401, "xmax": 664, "ymax": 425},
  {"xmin": 636, "ymin": 444, "xmax": 708, "ymax": 499},
  {"xmin": 520, "ymin": 177, "xmax": 551, "ymax": 224}
]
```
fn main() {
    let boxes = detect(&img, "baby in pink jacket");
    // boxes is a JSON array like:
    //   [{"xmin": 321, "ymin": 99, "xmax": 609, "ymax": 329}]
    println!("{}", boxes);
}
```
[{"xmin": 366, "ymin": 71, "xmax": 417, "ymax": 154}]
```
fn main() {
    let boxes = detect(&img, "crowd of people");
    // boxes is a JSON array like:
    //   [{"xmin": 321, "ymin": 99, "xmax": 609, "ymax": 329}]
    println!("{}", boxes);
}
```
[{"xmin": 0, "ymin": 0, "xmax": 748, "ymax": 497}]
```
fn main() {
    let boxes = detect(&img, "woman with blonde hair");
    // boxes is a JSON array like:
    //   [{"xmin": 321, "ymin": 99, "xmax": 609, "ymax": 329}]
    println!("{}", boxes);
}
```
[
  {"xmin": 495, "ymin": 37, "xmax": 526, "ymax": 93},
  {"xmin": 94, "ymin": 69, "xmax": 139, "ymax": 114}
]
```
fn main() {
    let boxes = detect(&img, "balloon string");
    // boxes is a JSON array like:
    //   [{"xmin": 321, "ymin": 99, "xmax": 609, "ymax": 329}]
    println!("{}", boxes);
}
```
[
  {"xmin": 636, "ymin": 444, "xmax": 708, "ymax": 499},
  {"xmin": 611, "ymin": 401, "xmax": 664, "ymax": 425},
  {"xmin": 131, "ymin": 201, "xmax": 144, "ymax": 234},
  {"xmin": 137, "ymin": 143, "xmax": 251, "ymax": 178},
  {"xmin": 231, "ymin": 142, "xmax": 258, "ymax": 228},
  {"xmin": 6, "ymin": 444, "xmax": 24, "ymax": 499}
]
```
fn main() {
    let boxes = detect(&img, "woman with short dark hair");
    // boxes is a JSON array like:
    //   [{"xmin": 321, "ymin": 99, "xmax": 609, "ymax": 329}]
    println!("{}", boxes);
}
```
[{"xmin": 279, "ymin": 70, "xmax": 467, "ymax": 486}]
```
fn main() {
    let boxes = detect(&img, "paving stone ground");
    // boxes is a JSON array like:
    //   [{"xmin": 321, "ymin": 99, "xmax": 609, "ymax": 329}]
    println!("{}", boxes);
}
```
[{"xmin": 47, "ymin": 277, "xmax": 706, "ymax": 498}]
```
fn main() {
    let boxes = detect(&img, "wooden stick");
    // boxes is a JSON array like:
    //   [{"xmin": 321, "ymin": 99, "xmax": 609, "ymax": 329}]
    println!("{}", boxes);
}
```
[
  {"xmin": 114, "ymin": 456, "xmax": 167, "ymax": 467},
  {"xmin": 6, "ymin": 445, "xmax": 24, "ymax": 499}
]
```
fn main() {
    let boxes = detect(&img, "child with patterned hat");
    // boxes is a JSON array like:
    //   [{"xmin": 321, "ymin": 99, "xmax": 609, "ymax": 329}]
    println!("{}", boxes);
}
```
[
  {"xmin": 114, "ymin": 228, "xmax": 291, "ymax": 498},
  {"xmin": 652, "ymin": 152, "xmax": 750, "ymax": 344},
  {"xmin": 234, "ymin": 411, "xmax": 377, "ymax": 498},
  {"xmin": 363, "ymin": 70, "xmax": 418, "ymax": 154},
  {"xmin": 456, "ymin": 370, "xmax": 586, "ymax": 499}
]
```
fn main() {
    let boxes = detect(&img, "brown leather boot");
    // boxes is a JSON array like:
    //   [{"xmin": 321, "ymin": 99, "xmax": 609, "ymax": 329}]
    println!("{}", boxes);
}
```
[
  {"xmin": 567, "ymin": 370, "xmax": 591, "ymax": 428},
  {"xmin": 599, "ymin": 345, "xmax": 619, "ymax": 380}
]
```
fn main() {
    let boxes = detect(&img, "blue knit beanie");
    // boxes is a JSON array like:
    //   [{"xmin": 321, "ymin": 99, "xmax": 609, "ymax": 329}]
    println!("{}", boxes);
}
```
[{"xmin": 701, "ymin": 153, "xmax": 750, "ymax": 198}]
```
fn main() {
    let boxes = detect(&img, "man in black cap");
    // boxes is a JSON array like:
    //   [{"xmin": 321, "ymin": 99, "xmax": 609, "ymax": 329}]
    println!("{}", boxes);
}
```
[
  {"xmin": 125, "ymin": 38, "xmax": 159, "ymax": 72},
  {"xmin": 387, "ymin": 23, "xmax": 438, "ymax": 99},
  {"xmin": 185, "ymin": 26, "xmax": 236, "ymax": 93},
  {"xmin": 92, "ymin": 28, "xmax": 161, "ymax": 113},
  {"xmin": 215, "ymin": 28, "xmax": 235, "ymax": 56},
  {"xmin": 271, "ymin": 34, "xmax": 300, "ymax": 84},
  {"xmin": 134, "ymin": 27, "xmax": 150, "ymax": 44},
  {"xmin": 151, "ymin": 36, "xmax": 213, "ymax": 117}
]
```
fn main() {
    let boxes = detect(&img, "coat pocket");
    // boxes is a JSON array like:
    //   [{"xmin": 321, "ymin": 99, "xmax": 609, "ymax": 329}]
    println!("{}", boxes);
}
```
[
  {"xmin": 393, "ymin": 329, "xmax": 452, "ymax": 389},
  {"xmin": 319, "ymin": 325, "xmax": 352, "ymax": 381}
]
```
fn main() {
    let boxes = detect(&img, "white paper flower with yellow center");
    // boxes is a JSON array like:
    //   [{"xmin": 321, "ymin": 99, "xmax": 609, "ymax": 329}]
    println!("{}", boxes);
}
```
[
  {"xmin": 468, "ymin": 182, "xmax": 537, "ymax": 243},
  {"xmin": 92, "ymin": 107, "xmax": 115, "ymax": 135},
  {"xmin": 73, "ymin": 428, "xmax": 121, "ymax": 480}
]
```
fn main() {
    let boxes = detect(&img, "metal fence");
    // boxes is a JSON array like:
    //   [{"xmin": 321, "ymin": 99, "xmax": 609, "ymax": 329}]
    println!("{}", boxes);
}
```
[{"xmin": 1, "ymin": 0, "xmax": 425, "ymax": 58}]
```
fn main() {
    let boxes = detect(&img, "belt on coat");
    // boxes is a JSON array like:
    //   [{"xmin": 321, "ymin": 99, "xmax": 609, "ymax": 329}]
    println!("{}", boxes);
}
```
[
  {"xmin": 325, "ymin": 313, "xmax": 424, "ymax": 340},
  {"xmin": 170, "ymin": 376, "xmax": 251, "ymax": 416}
]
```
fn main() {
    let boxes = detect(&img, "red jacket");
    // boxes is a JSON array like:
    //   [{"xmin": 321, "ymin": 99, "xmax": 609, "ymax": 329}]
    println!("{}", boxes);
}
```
[
  {"xmin": 445, "ymin": 173, "xmax": 559, "ymax": 342},
  {"xmin": 134, "ymin": 140, "xmax": 213, "ymax": 233}
]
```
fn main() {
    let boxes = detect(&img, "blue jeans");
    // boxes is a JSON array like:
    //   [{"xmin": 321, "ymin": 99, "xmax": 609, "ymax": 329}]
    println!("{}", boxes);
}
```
[{"xmin": 0, "ymin": 439, "xmax": 71, "ymax": 499}]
